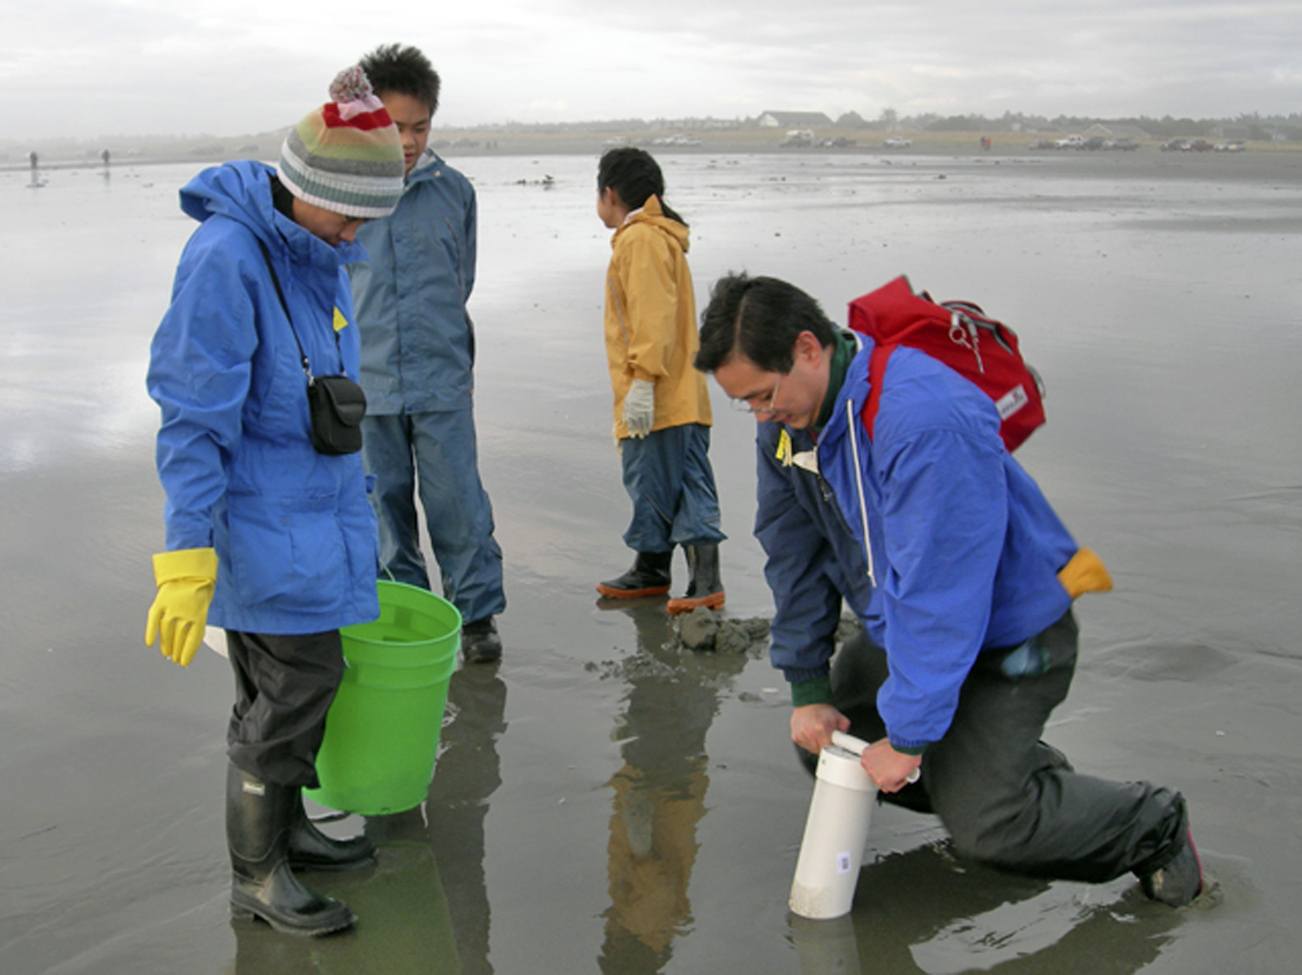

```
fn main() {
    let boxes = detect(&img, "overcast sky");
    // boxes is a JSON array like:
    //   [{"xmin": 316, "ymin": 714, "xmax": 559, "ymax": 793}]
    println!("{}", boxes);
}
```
[{"xmin": 6, "ymin": 0, "xmax": 1300, "ymax": 140}]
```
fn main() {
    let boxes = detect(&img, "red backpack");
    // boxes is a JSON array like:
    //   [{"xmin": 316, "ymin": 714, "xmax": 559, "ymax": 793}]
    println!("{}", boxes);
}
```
[{"xmin": 847, "ymin": 275, "xmax": 1046, "ymax": 451}]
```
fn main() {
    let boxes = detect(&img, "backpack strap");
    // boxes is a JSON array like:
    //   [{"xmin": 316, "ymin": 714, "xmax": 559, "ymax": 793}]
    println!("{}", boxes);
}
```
[{"xmin": 863, "ymin": 343, "xmax": 894, "ymax": 441}]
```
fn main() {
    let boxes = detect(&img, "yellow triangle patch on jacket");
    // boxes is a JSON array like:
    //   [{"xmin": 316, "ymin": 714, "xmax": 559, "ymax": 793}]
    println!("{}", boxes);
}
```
[
  {"xmin": 332, "ymin": 307, "xmax": 348, "ymax": 332},
  {"xmin": 776, "ymin": 429, "xmax": 793, "ymax": 467}
]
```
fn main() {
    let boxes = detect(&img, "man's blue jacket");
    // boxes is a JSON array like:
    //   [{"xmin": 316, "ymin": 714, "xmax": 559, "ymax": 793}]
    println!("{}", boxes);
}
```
[
  {"xmin": 348, "ymin": 150, "xmax": 477, "ymax": 414},
  {"xmin": 147, "ymin": 161, "xmax": 380, "ymax": 635},
  {"xmin": 756, "ymin": 339, "xmax": 1077, "ymax": 751}
]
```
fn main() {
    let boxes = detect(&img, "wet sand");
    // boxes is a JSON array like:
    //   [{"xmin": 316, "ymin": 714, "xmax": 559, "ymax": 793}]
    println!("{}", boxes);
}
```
[{"xmin": 2, "ymin": 151, "xmax": 1300, "ymax": 973}]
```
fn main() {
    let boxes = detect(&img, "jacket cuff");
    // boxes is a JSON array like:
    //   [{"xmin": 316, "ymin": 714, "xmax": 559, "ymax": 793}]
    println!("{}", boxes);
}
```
[
  {"xmin": 152, "ymin": 547, "xmax": 218, "ymax": 585},
  {"xmin": 629, "ymin": 366, "xmax": 660, "ymax": 384},
  {"xmin": 887, "ymin": 738, "xmax": 929, "ymax": 756},
  {"xmin": 789, "ymin": 673, "xmax": 832, "ymax": 707}
]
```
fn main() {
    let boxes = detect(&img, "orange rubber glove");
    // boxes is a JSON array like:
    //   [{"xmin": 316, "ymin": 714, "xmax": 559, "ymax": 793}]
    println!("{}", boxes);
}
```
[{"xmin": 145, "ymin": 547, "xmax": 218, "ymax": 667}]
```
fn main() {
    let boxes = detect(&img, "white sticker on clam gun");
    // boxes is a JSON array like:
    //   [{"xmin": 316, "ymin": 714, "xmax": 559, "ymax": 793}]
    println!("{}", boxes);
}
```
[{"xmin": 836, "ymin": 852, "xmax": 853, "ymax": 875}]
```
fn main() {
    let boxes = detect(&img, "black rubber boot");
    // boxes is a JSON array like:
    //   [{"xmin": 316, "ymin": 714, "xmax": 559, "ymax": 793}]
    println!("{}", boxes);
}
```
[
  {"xmin": 226, "ymin": 764, "xmax": 356, "ymax": 936},
  {"xmin": 667, "ymin": 544, "xmax": 725, "ymax": 615},
  {"xmin": 288, "ymin": 790, "xmax": 376, "ymax": 872},
  {"xmin": 461, "ymin": 616, "xmax": 503, "ymax": 664},
  {"xmin": 596, "ymin": 550, "xmax": 673, "ymax": 600},
  {"xmin": 1138, "ymin": 816, "xmax": 1205, "ymax": 907}
]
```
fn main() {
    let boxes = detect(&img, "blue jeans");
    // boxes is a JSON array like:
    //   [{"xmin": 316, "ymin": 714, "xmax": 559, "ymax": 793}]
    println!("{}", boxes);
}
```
[
  {"xmin": 362, "ymin": 410, "xmax": 506, "ymax": 624},
  {"xmin": 620, "ymin": 424, "xmax": 726, "ymax": 553}
]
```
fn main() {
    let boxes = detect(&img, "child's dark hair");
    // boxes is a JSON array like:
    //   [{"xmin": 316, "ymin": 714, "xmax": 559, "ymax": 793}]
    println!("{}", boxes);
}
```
[
  {"xmin": 597, "ymin": 147, "xmax": 686, "ymax": 225},
  {"xmin": 360, "ymin": 44, "xmax": 441, "ymax": 115}
]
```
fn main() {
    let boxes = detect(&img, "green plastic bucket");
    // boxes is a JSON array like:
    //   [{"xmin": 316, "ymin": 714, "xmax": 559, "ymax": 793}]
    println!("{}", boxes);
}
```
[{"xmin": 305, "ymin": 580, "xmax": 460, "ymax": 815}]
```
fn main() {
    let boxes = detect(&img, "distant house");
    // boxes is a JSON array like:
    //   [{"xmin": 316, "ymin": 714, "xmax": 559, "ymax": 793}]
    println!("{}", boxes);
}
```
[
  {"xmin": 1083, "ymin": 122, "xmax": 1152, "ymax": 141},
  {"xmin": 758, "ymin": 111, "xmax": 834, "ymax": 128}
]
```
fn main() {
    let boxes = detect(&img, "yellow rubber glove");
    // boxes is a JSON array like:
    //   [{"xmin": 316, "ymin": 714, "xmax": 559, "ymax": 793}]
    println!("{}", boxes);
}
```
[
  {"xmin": 1057, "ymin": 547, "xmax": 1113, "ymax": 600},
  {"xmin": 145, "ymin": 547, "xmax": 218, "ymax": 667}
]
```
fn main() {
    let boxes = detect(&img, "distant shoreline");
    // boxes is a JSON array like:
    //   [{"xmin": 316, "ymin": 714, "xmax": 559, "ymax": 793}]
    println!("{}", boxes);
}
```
[
  {"xmin": 6, "ymin": 141, "xmax": 1300, "ymax": 188},
  {"xmin": 6, "ymin": 125, "xmax": 1300, "ymax": 176}
]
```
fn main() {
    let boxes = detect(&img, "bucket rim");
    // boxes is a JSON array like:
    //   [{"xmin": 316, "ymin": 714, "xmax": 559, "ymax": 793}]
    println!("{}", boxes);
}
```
[{"xmin": 343, "ymin": 578, "xmax": 463, "ymax": 649}]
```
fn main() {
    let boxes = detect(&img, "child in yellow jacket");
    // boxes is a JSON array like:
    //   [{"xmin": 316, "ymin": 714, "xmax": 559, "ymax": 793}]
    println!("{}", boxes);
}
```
[{"xmin": 594, "ymin": 148, "xmax": 725, "ymax": 614}]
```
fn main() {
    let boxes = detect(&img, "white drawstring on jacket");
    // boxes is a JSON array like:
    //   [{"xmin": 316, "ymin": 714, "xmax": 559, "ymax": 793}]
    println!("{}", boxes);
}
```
[{"xmin": 844, "ymin": 398, "xmax": 876, "ymax": 586}]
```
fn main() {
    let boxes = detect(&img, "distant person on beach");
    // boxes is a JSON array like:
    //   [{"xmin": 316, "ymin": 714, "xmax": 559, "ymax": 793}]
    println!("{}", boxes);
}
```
[
  {"xmin": 594, "ymin": 147, "xmax": 726, "ymax": 615},
  {"xmin": 347, "ymin": 43, "xmax": 506, "ymax": 664},
  {"xmin": 145, "ymin": 65, "xmax": 406, "ymax": 935},
  {"xmin": 694, "ymin": 272, "xmax": 1204, "ymax": 906}
]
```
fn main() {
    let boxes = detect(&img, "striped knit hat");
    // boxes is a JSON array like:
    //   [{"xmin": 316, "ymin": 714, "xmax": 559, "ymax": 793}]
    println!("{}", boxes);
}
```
[{"xmin": 278, "ymin": 65, "xmax": 405, "ymax": 219}]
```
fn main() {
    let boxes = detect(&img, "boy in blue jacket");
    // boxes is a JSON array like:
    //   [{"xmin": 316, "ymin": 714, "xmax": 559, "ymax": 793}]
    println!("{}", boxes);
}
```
[
  {"xmin": 348, "ymin": 44, "xmax": 506, "ymax": 663},
  {"xmin": 695, "ymin": 272, "xmax": 1204, "ymax": 907}
]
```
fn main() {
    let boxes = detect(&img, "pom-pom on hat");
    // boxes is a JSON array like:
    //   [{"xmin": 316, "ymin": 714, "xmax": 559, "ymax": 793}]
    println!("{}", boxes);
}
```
[{"xmin": 278, "ymin": 65, "xmax": 405, "ymax": 219}]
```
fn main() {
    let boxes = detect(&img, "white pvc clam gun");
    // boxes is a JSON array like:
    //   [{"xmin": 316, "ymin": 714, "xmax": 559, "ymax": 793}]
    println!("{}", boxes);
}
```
[{"xmin": 789, "ymin": 731, "xmax": 919, "ymax": 919}]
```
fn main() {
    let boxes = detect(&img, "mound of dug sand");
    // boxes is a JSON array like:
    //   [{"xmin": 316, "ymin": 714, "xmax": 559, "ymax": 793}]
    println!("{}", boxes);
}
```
[
  {"xmin": 673, "ymin": 608, "xmax": 864, "ymax": 657},
  {"xmin": 674, "ymin": 607, "xmax": 770, "ymax": 655}
]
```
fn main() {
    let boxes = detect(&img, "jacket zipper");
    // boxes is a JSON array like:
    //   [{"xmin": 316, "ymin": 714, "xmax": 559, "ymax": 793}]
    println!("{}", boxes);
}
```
[
  {"xmin": 844, "ymin": 398, "xmax": 876, "ymax": 585},
  {"xmin": 805, "ymin": 443, "xmax": 872, "ymax": 586},
  {"xmin": 816, "ymin": 473, "xmax": 856, "ymax": 538}
]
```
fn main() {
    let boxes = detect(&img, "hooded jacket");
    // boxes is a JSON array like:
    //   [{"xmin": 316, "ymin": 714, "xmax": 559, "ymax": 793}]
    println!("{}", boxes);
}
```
[
  {"xmin": 756, "ymin": 340, "xmax": 1077, "ymax": 751},
  {"xmin": 348, "ymin": 150, "xmax": 477, "ymax": 414},
  {"xmin": 604, "ymin": 196, "xmax": 712, "ymax": 439},
  {"xmin": 147, "ymin": 160, "xmax": 380, "ymax": 634}
]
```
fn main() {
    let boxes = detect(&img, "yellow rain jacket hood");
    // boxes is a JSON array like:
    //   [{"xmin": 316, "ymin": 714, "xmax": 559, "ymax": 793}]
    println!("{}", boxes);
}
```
[{"xmin": 604, "ymin": 195, "xmax": 712, "ymax": 439}]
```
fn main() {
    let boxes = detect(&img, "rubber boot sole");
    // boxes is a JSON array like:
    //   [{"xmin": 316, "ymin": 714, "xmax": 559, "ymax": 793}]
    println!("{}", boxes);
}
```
[
  {"xmin": 595, "ymin": 582, "xmax": 671, "ymax": 599},
  {"xmin": 666, "ymin": 591, "xmax": 726, "ymax": 615},
  {"xmin": 231, "ymin": 892, "xmax": 356, "ymax": 937}
]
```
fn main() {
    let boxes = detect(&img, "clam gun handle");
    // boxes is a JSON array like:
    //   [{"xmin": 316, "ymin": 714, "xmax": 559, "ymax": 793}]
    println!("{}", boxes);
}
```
[{"xmin": 830, "ymin": 731, "xmax": 922, "ymax": 784}]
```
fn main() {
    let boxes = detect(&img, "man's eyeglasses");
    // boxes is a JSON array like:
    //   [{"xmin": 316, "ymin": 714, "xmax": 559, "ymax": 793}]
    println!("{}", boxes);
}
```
[{"xmin": 730, "ymin": 374, "xmax": 782, "ymax": 415}]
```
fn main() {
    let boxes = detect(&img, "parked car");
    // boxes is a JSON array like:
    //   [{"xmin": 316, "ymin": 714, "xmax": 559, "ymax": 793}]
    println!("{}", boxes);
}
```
[
  {"xmin": 1104, "ymin": 138, "xmax": 1139, "ymax": 151},
  {"xmin": 782, "ymin": 129, "xmax": 815, "ymax": 147},
  {"xmin": 1054, "ymin": 134, "xmax": 1086, "ymax": 149},
  {"xmin": 1028, "ymin": 138, "xmax": 1058, "ymax": 150},
  {"xmin": 1161, "ymin": 138, "xmax": 1191, "ymax": 151},
  {"xmin": 1213, "ymin": 141, "xmax": 1246, "ymax": 152},
  {"xmin": 882, "ymin": 136, "xmax": 912, "ymax": 148}
]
